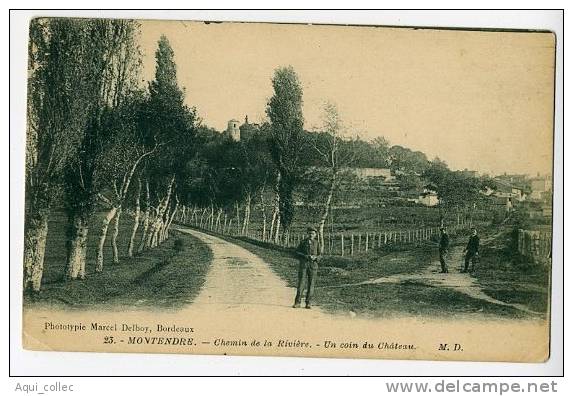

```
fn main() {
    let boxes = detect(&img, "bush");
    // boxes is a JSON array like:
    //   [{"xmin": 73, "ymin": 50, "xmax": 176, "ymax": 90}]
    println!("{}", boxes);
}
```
[
  {"xmin": 491, "ymin": 210, "xmax": 506, "ymax": 225},
  {"xmin": 173, "ymin": 238, "xmax": 185, "ymax": 252}
]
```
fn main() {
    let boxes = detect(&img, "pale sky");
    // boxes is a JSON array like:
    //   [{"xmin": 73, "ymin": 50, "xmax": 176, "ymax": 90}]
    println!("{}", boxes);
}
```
[{"xmin": 139, "ymin": 20, "xmax": 555, "ymax": 176}]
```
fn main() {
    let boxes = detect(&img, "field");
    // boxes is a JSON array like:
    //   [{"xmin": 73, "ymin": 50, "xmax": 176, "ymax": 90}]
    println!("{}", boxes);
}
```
[
  {"xmin": 184, "ymin": 202, "xmax": 492, "ymax": 261},
  {"xmin": 24, "ymin": 211, "xmax": 212, "ymax": 309},
  {"xmin": 216, "ymin": 202, "xmax": 498, "ymax": 235}
]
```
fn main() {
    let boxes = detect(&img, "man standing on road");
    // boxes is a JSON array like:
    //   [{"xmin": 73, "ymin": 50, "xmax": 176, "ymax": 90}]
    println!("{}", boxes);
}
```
[
  {"xmin": 462, "ymin": 228, "xmax": 480, "ymax": 273},
  {"xmin": 439, "ymin": 227, "xmax": 449, "ymax": 273},
  {"xmin": 293, "ymin": 227, "xmax": 320, "ymax": 309}
]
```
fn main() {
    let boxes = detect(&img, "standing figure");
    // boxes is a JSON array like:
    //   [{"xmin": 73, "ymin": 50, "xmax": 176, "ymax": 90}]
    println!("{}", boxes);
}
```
[
  {"xmin": 439, "ymin": 227, "xmax": 449, "ymax": 273},
  {"xmin": 293, "ymin": 227, "xmax": 320, "ymax": 309},
  {"xmin": 463, "ymin": 228, "xmax": 480, "ymax": 273}
]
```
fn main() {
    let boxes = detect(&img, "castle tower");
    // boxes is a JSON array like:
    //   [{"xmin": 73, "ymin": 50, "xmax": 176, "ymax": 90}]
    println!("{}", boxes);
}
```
[
  {"xmin": 226, "ymin": 119, "xmax": 240, "ymax": 141},
  {"xmin": 239, "ymin": 114, "xmax": 262, "ymax": 141}
]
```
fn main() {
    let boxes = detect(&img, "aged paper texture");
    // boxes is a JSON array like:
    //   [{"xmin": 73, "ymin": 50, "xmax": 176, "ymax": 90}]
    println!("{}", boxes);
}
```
[{"xmin": 22, "ymin": 19, "xmax": 555, "ymax": 362}]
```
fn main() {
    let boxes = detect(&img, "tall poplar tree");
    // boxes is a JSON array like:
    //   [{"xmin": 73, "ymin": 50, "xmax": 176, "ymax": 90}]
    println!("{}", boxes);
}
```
[
  {"xmin": 24, "ymin": 18, "xmax": 94, "ymax": 291},
  {"xmin": 140, "ymin": 35, "xmax": 197, "ymax": 249},
  {"xmin": 266, "ymin": 66, "xmax": 305, "ymax": 240},
  {"xmin": 63, "ymin": 19, "xmax": 142, "ymax": 280}
]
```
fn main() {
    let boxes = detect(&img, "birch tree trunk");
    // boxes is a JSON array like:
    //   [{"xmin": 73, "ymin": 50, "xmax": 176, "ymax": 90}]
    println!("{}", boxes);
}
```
[
  {"xmin": 137, "ymin": 180, "xmax": 150, "ymax": 253},
  {"xmin": 127, "ymin": 178, "xmax": 141, "ymax": 257},
  {"xmin": 270, "ymin": 173, "xmax": 281, "ymax": 242},
  {"xmin": 259, "ymin": 188, "xmax": 267, "ymax": 241},
  {"xmin": 318, "ymin": 173, "xmax": 337, "ymax": 254},
  {"xmin": 65, "ymin": 212, "xmax": 89, "ymax": 280},
  {"xmin": 147, "ymin": 175, "xmax": 175, "ymax": 248},
  {"xmin": 148, "ymin": 206, "xmax": 163, "ymax": 248},
  {"xmin": 164, "ymin": 201, "xmax": 179, "ymax": 240},
  {"xmin": 270, "ymin": 207, "xmax": 277, "ymax": 242},
  {"xmin": 148, "ymin": 216, "xmax": 159, "ymax": 248},
  {"xmin": 159, "ymin": 205, "xmax": 171, "ymax": 244},
  {"xmin": 199, "ymin": 208, "xmax": 206, "ymax": 228},
  {"xmin": 192, "ymin": 205, "xmax": 198, "ymax": 226},
  {"xmin": 149, "ymin": 215, "xmax": 160, "ymax": 248},
  {"xmin": 111, "ymin": 207, "xmax": 122, "ymax": 264},
  {"xmin": 215, "ymin": 208, "xmax": 222, "ymax": 232},
  {"xmin": 274, "ymin": 216, "xmax": 281, "ymax": 244},
  {"xmin": 241, "ymin": 192, "xmax": 251, "ymax": 236},
  {"xmin": 23, "ymin": 211, "xmax": 49, "ymax": 292},
  {"xmin": 235, "ymin": 201, "xmax": 241, "ymax": 235},
  {"xmin": 95, "ymin": 206, "xmax": 118, "ymax": 272}
]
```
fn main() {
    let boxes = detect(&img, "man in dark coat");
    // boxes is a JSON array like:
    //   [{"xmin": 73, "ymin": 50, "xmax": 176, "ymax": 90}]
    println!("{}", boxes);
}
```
[
  {"xmin": 293, "ymin": 227, "xmax": 320, "ymax": 309},
  {"xmin": 462, "ymin": 228, "xmax": 480, "ymax": 273},
  {"xmin": 439, "ymin": 227, "xmax": 449, "ymax": 273}
]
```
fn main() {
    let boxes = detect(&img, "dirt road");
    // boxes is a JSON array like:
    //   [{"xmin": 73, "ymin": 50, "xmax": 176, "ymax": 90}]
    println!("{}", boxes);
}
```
[{"xmin": 175, "ymin": 227, "xmax": 329, "ymax": 316}]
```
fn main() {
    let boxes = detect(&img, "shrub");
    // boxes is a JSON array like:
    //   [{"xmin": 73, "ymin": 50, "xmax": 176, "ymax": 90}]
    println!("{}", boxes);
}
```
[{"xmin": 173, "ymin": 238, "xmax": 185, "ymax": 252}]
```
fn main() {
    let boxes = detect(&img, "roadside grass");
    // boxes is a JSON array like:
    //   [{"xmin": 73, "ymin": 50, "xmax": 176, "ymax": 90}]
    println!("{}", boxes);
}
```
[
  {"xmin": 472, "ymin": 228, "xmax": 550, "ymax": 315},
  {"xmin": 229, "ymin": 236, "xmax": 435, "ymax": 287},
  {"xmin": 318, "ymin": 283, "xmax": 524, "ymax": 319},
  {"xmin": 217, "ymin": 234, "xmax": 524, "ymax": 318},
  {"xmin": 24, "ymin": 212, "xmax": 212, "ymax": 310}
]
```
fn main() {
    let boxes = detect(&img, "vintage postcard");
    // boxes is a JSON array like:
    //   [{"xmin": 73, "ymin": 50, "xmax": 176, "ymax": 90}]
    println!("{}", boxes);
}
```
[{"xmin": 22, "ymin": 18, "xmax": 555, "ymax": 362}]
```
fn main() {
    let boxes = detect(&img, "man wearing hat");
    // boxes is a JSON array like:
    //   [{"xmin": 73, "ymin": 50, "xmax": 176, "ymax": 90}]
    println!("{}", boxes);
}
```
[
  {"xmin": 438, "ymin": 227, "xmax": 449, "ymax": 273},
  {"xmin": 293, "ymin": 227, "xmax": 321, "ymax": 309}
]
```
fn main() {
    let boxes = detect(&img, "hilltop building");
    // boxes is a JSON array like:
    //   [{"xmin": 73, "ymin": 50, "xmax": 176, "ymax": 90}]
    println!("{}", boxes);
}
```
[
  {"xmin": 484, "ymin": 179, "xmax": 524, "ymax": 202},
  {"xmin": 417, "ymin": 190, "xmax": 439, "ymax": 207},
  {"xmin": 225, "ymin": 119, "xmax": 241, "ymax": 141},
  {"xmin": 225, "ymin": 115, "xmax": 261, "ymax": 142},
  {"xmin": 239, "ymin": 115, "xmax": 260, "ymax": 141},
  {"xmin": 352, "ymin": 167, "xmax": 394, "ymax": 181}
]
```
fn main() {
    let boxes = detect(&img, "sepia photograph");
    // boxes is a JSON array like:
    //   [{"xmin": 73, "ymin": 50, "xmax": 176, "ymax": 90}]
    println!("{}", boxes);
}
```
[{"xmin": 20, "ymin": 16, "xmax": 556, "ymax": 363}]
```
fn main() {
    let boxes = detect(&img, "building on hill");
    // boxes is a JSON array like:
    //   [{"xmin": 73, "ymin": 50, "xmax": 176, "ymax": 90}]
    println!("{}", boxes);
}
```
[
  {"xmin": 484, "ymin": 179, "xmax": 524, "ymax": 202},
  {"xmin": 352, "ymin": 167, "xmax": 394, "ymax": 181},
  {"xmin": 226, "ymin": 119, "xmax": 241, "ymax": 141},
  {"xmin": 460, "ymin": 169, "xmax": 479, "ymax": 178},
  {"xmin": 239, "ymin": 115, "xmax": 260, "ymax": 141},
  {"xmin": 417, "ymin": 190, "xmax": 439, "ymax": 207},
  {"xmin": 489, "ymin": 195, "xmax": 514, "ymax": 214},
  {"xmin": 495, "ymin": 173, "xmax": 528, "ymax": 184},
  {"xmin": 225, "ymin": 115, "xmax": 260, "ymax": 142}
]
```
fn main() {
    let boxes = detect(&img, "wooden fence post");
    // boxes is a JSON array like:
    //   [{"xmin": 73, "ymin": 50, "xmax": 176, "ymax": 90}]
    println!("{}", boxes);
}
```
[
  {"xmin": 351, "ymin": 234, "xmax": 354, "ymax": 256},
  {"xmin": 365, "ymin": 233, "xmax": 369, "ymax": 253},
  {"xmin": 341, "ymin": 233, "xmax": 345, "ymax": 256}
]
